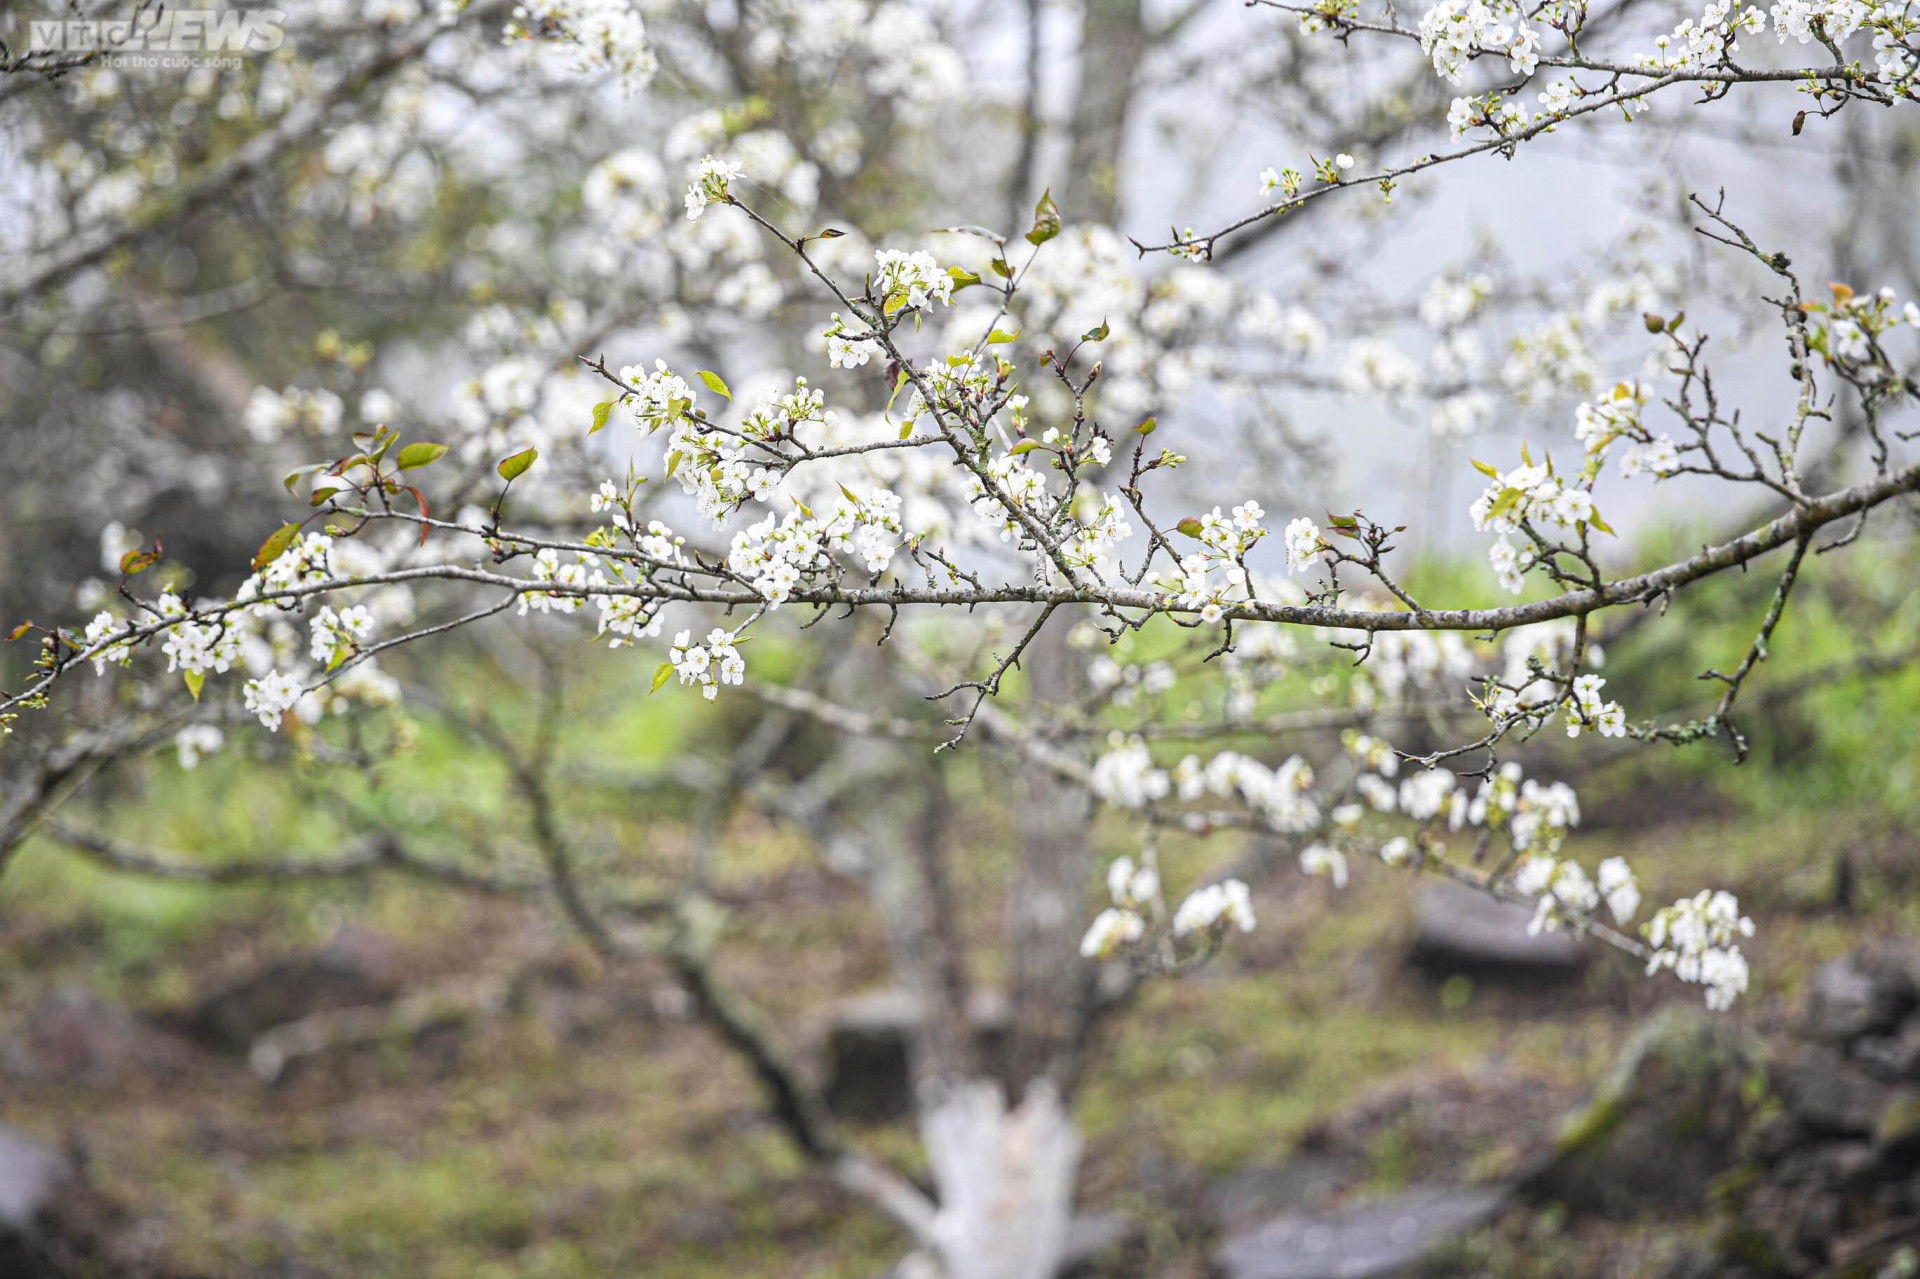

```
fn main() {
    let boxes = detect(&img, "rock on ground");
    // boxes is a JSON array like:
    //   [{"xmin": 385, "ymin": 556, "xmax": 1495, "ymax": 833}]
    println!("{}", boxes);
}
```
[
  {"xmin": 1213, "ymin": 1185, "xmax": 1509, "ymax": 1279},
  {"xmin": 1408, "ymin": 882, "xmax": 1583, "ymax": 981}
]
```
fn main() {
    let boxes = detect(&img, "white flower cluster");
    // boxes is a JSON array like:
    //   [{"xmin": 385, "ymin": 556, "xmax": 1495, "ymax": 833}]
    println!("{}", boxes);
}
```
[
  {"xmin": 1172, "ymin": 750, "xmax": 1320, "ymax": 832},
  {"xmin": 1398, "ymin": 769, "xmax": 1458, "ymax": 820},
  {"xmin": 823, "ymin": 313, "xmax": 884, "ymax": 369},
  {"xmin": 1418, "ymin": 0, "xmax": 1543, "ymax": 83},
  {"xmin": 1154, "ymin": 503, "xmax": 1271, "ymax": 621},
  {"xmin": 965, "ymin": 448, "xmax": 1051, "ymax": 542},
  {"xmin": 904, "ymin": 347, "xmax": 1002, "ymax": 432},
  {"xmin": 1448, "ymin": 92, "xmax": 1526, "ymax": 139},
  {"xmin": 1420, "ymin": 274, "xmax": 1492, "ymax": 329},
  {"xmin": 1087, "ymin": 657, "xmax": 1177, "ymax": 707},
  {"xmin": 724, "ymin": 485, "xmax": 903, "ymax": 607},
  {"xmin": 1645, "ymin": 890, "xmax": 1756, "ymax": 1010},
  {"xmin": 518, "ymin": 547, "xmax": 596, "ymax": 616},
  {"xmin": 622, "ymin": 359, "xmax": 698, "ymax": 436},
  {"xmin": 1080, "ymin": 854, "xmax": 1161, "ymax": 958},
  {"xmin": 244, "ymin": 669, "xmax": 305, "ymax": 730},
  {"xmin": 513, "ymin": 547, "xmax": 668, "ymax": 649},
  {"xmin": 872, "ymin": 249, "xmax": 955, "ymax": 313},
  {"xmin": 1194, "ymin": 502, "xmax": 1268, "ymax": 559},
  {"xmin": 1571, "ymin": 381, "xmax": 1681, "ymax": 480},
  {"xmin": 1344, "ymin": 730, "xmax": 1399, "ymax": 777},
  {"xmin": 1811, "ymin": 285, "xmax": 1920, "ymax": 375},
  {"xmin": 1565, "ymin": 672, "xmax": 1627, "ymax": 738},
  {"xmin": 684, "ymin": 154, "xmax": 742, "ymax": 221},
  {"xmin": 668, "ymin": 627, "xmax": 746, "ymax": 700},
  {"xmin": 662, "ymin": 375, "xmax": 811, "ymax": 521},
  {"xmin": 1282, "ymin": 518, "xmax": 1328, "ymax": 576},
  {"xmin": 1348, "ymin": 631, "xmax": 1477, "ymax": 708},
  {"xmin": 81, "ymin": 529, "xmax": 408, "ymax": 734},
  {"xmin": 1339, "ymin": 338, "xmax": 1421, "ymax": 401},
  {"xmin": 505, "ymin": 0, "xmax": 655, "ymax": 90},
  {"xmin": 1513, "ymin": 852, "xmax": 1641, "ymax": 934},
  {"xmin": 309, "ymin": 604, "xmax": 374, "ymax": 668},
  {"xmin": 1298, "ymin": 844, "xmax": 1349, "ymax": 888},
  {"xmin": 1060, "ymin": 491, "xmax": 1135, "ymax": 577},
  {"xmin": 83, "ymin": 611, "xmax": 137, "ymax": 674},
  {"xmin": 1770, "ymin": 0, "xmax": 1870, "ymax": 43},
  {"xmin": 1469, "ymin": 454, "xmax": 1603, "ymax": 593},
  {"xmin": 243, "ymin": 385, "xmax": 345, "ymax": 443},
  {"xmin": 1487, "ymin": 618, "xmax": 1602, "ymax": 728},
  {"xmin": 156, "ymin": 592, "xmax": 241, "ymax": 678},
  {"xmin": 1090, "ymin": 734, "xmax": 1173, "ymax": 808},
  {"xmin": 1868, "ymin": 13, "xmax": 1920, "ymax": 86},
  {"xmin": 1171, "ymin": 877, "xmax": 1257, "ymax": 936},
  {"xmin": 174, "ymin": 724, "xmax": 225, "ymax": 771},
  {"xmin": 1471, "ymin": 761, "xmax": 1580, "ymax": 854},
  {"xmin": 1641, "ymin": 0, "xmax": 1766, "ymax": 70}
]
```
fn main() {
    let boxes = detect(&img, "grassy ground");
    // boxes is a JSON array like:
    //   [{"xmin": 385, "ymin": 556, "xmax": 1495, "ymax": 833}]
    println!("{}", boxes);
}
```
[{"xmin": 2, "ymin": 768, "xmax": 1907, "ymax": 1276}]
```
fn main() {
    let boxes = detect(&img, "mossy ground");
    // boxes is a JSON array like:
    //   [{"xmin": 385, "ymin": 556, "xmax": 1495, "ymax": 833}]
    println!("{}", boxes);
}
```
[{"xmin": 2, "ymin": 769, "xmax": 1908, "ymax": 1275}]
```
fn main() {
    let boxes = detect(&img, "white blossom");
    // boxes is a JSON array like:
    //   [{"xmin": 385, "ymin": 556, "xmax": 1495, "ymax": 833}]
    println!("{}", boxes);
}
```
[
  {"xmin": 1298, "ymin": 844, "xmax": 1349, "ymax": 889},
  {"xmin": 1080, "ymin": 906, "xmax": 1146, "ymax": 958},
  {"xmin": 174, "ymin": 723, "xmax": 225, "ymax": 770},
  {"xmin": 244, "ymin": 669, "xmax": 305, "ymax": 729},
  {"xmin": 1172, "ymin": 878, "xmax": 1257, "ymax": 934},
  {"xmin": 1645, "ymin": 890, "xmax": 1756, "ymax": 1010},
  {"xmin": 684, "ymin": 155, "xmax": 743, "ymax": 221}
]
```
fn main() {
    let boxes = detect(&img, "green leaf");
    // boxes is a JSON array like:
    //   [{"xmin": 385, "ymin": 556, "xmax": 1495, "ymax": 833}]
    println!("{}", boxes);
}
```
[
  {"xmin": 589, "ymin": 400, "xmax": 615, "ymax": 435},
  {"xmin": 948, "ymin": 267, "xmax": 983, "ymax": 289},
  {"xmin": 989, "ymin": 257, "xmax": 1012, "ymax": 279},
  {"xmin": 396, "ymin": 441, "xmax": 448, "ymax": 470},
  {"xmin": 1082, "ymin": 318, "xmax": 1110, "ymax": 342},
  {"xmin": 6, "ymin": 621, "xmax": 33, "ymax": 642},
  {"xmin": 1026, "ymin": 189, "xmax": 1062, "ymax": 246},
  {"xmin": 1136, "ymin": 417, "xmax": 1157, "ymax": 436},
  {"xmin": 183, "ymin": 669, "xmax": 204, "ymax": 702},
  {"xmin": 986, "ymin": 327, "xmax": 1019, "ymax": 344},
  {"xmin": 119, "ymin": 547, "xmax": 160, "ymax": 576},
  {"xmin": 697, "ymin": 370, "xmax": 732, "ymax": 400},
  {"xmin": 497, "ymin": 447, "xmax": 538, "ymax": 482},
  {"xmin": 883, "ymin": 293, "xmax": 909, "ymax": 316},
  {"xmin": 839, "ymin": 482, "xmax": 862, "ymax": 504},
  {"xmin": 1176, "ymin": 517, "xmax": 1205, "ymax": 538},
  {"xmin": 252, "ymin": 522, "xmax": 303, "ymax": 571},
  {"xmin": 898, "ymin": 419, "xmax": 914, "ymax": 441},
  {"xmin": 651, "ymin": 662, "xmax": 674, "ymax": 694},
  {"xmin": 1010, "ymin": 439, "xmax": 1046, "ymax": 456},
  {"xmin": 1471, "ymin": 458, "xmax": 1500, "ymax": 479},
  {"xmin": 1587, "ymin": 510, "xmax": 1615, "ymax": 536}
]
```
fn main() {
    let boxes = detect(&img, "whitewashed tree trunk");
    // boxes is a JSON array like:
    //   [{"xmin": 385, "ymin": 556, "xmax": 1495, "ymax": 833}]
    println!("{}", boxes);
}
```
[{"xmin": 915, "ymin": 1079, "xmax": 1083, "ymax": 1279}]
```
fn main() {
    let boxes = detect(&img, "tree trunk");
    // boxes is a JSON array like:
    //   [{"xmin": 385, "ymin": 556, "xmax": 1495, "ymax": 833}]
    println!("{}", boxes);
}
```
[
  {"xmin": 913, "ymin": 1079, "xmax": 1083, "ymax": 1279},
  {"xmin": 1063, "ymin": 0, "xmax": 1148, "ymax": 225}
]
